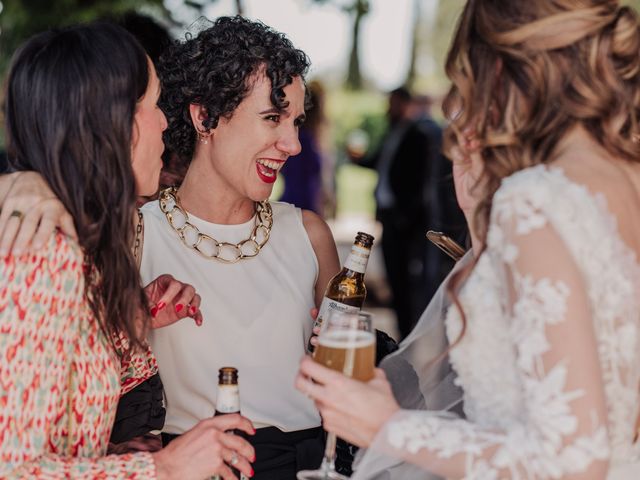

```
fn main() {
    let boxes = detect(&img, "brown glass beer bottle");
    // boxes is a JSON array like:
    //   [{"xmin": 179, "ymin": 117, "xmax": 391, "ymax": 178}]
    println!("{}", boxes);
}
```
[{"xmin": 307, "ymin": 231, "xmax": 374, "ymax": 353}]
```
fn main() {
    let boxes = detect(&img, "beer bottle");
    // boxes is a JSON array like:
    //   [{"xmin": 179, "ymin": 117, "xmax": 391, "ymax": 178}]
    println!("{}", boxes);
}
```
[
  {"xmin": 214, "ymin": 367, "xmax": 247, "ymax": 480},
  {"xmin": 308, "ymin": 231, "xmax": 374, "ymax": 353}
]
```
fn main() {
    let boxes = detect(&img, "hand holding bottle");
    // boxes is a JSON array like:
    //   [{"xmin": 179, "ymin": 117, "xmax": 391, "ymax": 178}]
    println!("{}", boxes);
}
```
[
  {"xmin": 152, "ymin": 414, "xmax": 255, "ymax": 480},
  {"xmin": 307, "ymin": 308, "xmax": 321, "ymax": 350}
]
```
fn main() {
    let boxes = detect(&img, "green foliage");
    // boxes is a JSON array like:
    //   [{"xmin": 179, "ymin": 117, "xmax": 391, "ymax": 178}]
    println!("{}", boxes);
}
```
[
  {"xmin": 323, "ymin": 87, "xmax": 385, "ymax": 218},
  {"xmin": 335, "ymin": 163, "xmax": 377, "ymax": 217},
  {"xmin": 325, "ymin": 87, "xmax": 386, "ymax": 164},
  {"xmin": 0, "ymin": 0, "xmax": 165, "ymax": 73}
]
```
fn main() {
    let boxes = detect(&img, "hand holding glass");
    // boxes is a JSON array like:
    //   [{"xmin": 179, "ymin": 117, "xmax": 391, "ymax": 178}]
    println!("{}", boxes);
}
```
[{"xmin": 297, "ymin": 310, "xmax": 376, "ymax": 480}]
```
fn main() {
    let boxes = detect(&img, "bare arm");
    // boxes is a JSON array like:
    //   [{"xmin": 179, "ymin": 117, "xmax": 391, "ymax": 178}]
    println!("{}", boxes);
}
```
[{"xmin": 301, "ymin": 209, "xmax": 340, "ymax": 307}]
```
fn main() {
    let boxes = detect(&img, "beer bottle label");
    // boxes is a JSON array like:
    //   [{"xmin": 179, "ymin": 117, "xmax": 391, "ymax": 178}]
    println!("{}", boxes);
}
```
[
  {"xmin": 312, "ymin": 296, "xmax": 360, "ymax": 332},
  {"xmin": 343, "ymin": 245, "xmax": 370, "ymax": 274},
  {"xmin": 215, "ymin": 385, "xmax": 240, "ymax": 414}
]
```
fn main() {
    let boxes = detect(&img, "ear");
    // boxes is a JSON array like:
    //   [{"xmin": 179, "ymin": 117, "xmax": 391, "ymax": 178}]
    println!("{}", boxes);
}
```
[{"xmin": 189, "ymin": 104, "xmax": 211, "ymax": 133}]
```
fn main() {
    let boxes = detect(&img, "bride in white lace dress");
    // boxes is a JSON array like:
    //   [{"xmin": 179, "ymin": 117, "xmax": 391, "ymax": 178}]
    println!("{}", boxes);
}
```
[{"xmin": 296, "ymin": 1, "xmax": 640, "ymax": 478}]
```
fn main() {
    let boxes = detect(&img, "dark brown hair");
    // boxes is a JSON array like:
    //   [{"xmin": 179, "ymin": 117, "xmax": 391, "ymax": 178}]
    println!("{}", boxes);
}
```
[
  {"xmin": 158, "ymin": 15, "xmax": 311, "ymax": 163},
  {"xmin": 442, "ymin": 0, "xmax": 640, "ymax": 346},
  {"xmin": 4, "ymin": 22, "xmax": 151, "ymax": 348}
]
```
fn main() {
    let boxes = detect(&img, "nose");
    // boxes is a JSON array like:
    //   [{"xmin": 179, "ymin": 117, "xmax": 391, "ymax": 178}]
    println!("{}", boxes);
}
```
[{"xmin": 276, "ymin": 125, "xmax": 302, "ymax": 157}]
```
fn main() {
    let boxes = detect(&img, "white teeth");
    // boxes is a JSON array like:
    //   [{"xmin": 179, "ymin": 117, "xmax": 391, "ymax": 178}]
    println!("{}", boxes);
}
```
[{"xmin": 257, "ymin": 159, "xmax": 284, "ymax": 171}]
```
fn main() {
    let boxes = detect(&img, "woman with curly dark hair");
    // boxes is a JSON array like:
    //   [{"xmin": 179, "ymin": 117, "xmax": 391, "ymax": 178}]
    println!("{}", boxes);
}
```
[
  {"xmin": 0, "ymin": 16, "xmax": 340, "ymax": 478},
  {"xmin": 0, "ymin": 22, "xmax": 255, "ymax": 479},
  {"xmin": 144, "ymin": 17, "xmax": 340, "ymax": 478}
]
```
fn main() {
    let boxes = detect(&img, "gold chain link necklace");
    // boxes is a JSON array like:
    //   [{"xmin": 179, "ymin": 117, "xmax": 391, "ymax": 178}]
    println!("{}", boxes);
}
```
[{"xmin": 159, "ymin": 187, "xmax": 273, "ymax": 264}]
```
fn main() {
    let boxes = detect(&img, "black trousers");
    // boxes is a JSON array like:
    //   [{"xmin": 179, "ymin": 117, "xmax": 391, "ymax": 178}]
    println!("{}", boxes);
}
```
[
  {"xmin": 378, "ymin": 209, "xmax": 431, "ymax": 340},
  {"xmin": 162, "ymin": 426, "xmax": 324, "ymax": 480}
]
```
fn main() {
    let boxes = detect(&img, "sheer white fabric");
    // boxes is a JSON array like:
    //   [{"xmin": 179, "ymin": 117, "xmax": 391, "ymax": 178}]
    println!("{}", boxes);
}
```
[{"xmin": 356, "ymin": 166, "xmax": 640, "ymax": 479}]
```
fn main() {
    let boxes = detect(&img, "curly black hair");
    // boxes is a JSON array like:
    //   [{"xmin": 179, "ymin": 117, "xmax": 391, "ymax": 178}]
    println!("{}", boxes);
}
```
[{"xmin": 158, "ymin": 16, "xmax": 311, "ymax": 162}]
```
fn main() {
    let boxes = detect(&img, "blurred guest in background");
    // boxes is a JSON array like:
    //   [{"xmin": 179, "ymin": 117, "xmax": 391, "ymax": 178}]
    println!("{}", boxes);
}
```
[
  {"xmin": 354, "ymin": 87, "xmax": 436, "ymax": 340},
  {"xmin": 280, "ymin": 80, "xmax": 327, "ymax": 215},
  {"xmin": 411, "ymin": 94, "xmax": 467, "ymax": 296}
]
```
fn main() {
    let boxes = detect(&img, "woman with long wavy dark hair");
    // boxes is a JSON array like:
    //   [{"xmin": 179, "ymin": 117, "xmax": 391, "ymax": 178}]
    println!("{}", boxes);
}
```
[
  {"xmin": 0, "ymin": 16, "xmax": 341, "ymax": 478},
  {"xmin": 295, "ymin": 1, "xmax": 640, "ymax": 478},
  {"xmin": 0, "ymin": 22, "xmax": 255, "ymax": 479}
]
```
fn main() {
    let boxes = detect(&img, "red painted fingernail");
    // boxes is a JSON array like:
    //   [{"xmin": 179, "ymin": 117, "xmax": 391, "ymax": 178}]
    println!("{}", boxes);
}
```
[
  {"xmin": 157, "ymin": 301, "xmax": 166, "ymax": 310},
  {"xmin": 175, "ymin": 303, "xmax": 184, "ymax": 313},
  {"xmin": 189, "ymin": 305, "xmax": 197, "ymax": 315},
  {"xmin": 150, "ymin": 306, "xmax": 158, "ymax": 318},
  {"xmin": 250, "ymin": 467, "xmax": 254, "ymax": 477}
]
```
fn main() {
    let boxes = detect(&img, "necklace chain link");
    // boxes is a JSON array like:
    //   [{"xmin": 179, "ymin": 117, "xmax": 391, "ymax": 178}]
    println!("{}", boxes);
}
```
[{"xmin": 159, "ymin": 187, "xmax": 273, "ymax": 264}]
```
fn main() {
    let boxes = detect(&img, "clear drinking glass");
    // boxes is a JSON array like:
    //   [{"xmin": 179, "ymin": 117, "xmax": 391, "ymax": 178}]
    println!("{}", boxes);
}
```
[{"xmin": 297, "ymin": 310, "xmax": 376, "ymax": 480}]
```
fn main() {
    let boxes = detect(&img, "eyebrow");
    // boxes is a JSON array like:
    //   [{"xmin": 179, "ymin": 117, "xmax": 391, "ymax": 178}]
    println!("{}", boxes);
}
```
[{"xmin": 259, "ymin": 107, "xmax": 284, "ymax": 115}]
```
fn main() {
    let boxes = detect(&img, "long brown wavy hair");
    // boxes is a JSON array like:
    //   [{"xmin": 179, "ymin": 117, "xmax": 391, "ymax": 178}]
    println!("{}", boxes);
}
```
[
  {"xmin": 442, "ymin": 0, "xmax": 640, "ymax": 346},
  {"xmin": 4, "ymin": 23, "xmax": 151, "ymax": 350}
]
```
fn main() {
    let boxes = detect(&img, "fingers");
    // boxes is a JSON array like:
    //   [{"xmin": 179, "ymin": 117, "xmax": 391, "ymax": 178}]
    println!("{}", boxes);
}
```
[
  {"xmin": 57, "ymin": 211, "xmax": 78, "ymax": 241},
  {"xmin": 298, "ymin": 355, "xmax": 343, "ymax": 385},
  {"xmin": 190, "ymin": 293, "xmax": 203, "ymax": 326},
  {"xmin": 220, "ymin": 435, "xmax": 255, "ymax": 477},
  {"xmin": 12, "ymin": 211, "xmax": 43, "ymax": 255},
  {"xmin": 310, "ymin": 307, "xmax": 319, "ymax": 320},
  {"xmin": 222, "ymin": 447, "xmax": 253, "ymax": 479},
  {"xmin": 31, "ymin": 215, "xmax": 57, "ymax": 252},
  {"xmin": 0, "ymin": 215, "xmax": 22, "ymax": 257},
  {"xmin": 150, "ymin": 274, "xmax": 181, "ymax": 307},
  {"xmin": 373, "ymin": 368, "xmax": 387, "ymax": 381},
  {"xmin": 206, "ymin": 413, "xmax": 256, "ymax": 438},
  {"xmin": 295, "ymin": 371, "xmax": 322, "ymax": 401},
  {"xmin": 216, "ymin": 462, "xmax": 237, "ymax": 480}
]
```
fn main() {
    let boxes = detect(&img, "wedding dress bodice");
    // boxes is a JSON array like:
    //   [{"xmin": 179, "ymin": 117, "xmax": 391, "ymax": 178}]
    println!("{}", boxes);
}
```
[{"xmin": 376, "ymin": 166, "xmax": 640, "ymax": 479}]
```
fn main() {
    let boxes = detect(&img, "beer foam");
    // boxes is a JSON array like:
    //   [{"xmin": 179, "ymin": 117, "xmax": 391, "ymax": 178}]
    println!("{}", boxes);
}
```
[{"xmin": 318, "ymin": 330, "xmax": 375, "ymax": 349}]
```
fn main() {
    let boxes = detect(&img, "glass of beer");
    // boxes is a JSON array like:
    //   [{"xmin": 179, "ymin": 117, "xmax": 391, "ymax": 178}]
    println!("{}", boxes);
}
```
[{"xmin": 297, "ymin": 310, "xmax": 376, "ymax": 480}]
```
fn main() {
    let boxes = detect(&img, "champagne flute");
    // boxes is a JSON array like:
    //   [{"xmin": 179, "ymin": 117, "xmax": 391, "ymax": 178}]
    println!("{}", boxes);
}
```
[{"xmin": 297, "ymin": 310, "xmax": 376, "ymax": 480}]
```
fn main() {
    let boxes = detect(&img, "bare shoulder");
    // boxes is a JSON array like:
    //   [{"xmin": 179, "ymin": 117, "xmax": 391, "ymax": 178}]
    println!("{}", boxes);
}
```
[
  {"xmin": 301, "ymin": 210, "xmax": 340, "ymax": 273},
  {"xmin": 301, "ymin": 210, "xmax": 333, "ymax": 244},
  {"xmin": 557, "ymin": 154, "xmax": 640, "ymax": 254},
  {"xmin": 301, "ymin": 209, "xmax": 339, "ymax": 261}
]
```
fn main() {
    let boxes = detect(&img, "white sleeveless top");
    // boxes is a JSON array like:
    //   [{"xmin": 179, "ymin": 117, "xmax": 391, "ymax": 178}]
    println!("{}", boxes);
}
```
[{"xmin": 141, "ymin": 200, "xmax": 321, "ymax": 433}]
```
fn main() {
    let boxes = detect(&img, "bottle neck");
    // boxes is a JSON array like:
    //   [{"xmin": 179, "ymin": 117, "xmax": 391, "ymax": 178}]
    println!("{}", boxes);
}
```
[
  {"xmin": 215, "ymin": 383, "xmax": 240, "ymax": 414},
  {"xmin": 343, "ymin": 244, "xmax": 370, "ymax": 274}
]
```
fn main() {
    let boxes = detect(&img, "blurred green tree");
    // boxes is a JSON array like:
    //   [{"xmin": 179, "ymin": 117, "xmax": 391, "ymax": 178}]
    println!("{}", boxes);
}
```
[
  {"xmin": 0, "ymin": 0, "xmax": 172, "ymax": 73},
  {"xmin": 309, "ymin": 0, "xmax": 370, "ymax": 90}
]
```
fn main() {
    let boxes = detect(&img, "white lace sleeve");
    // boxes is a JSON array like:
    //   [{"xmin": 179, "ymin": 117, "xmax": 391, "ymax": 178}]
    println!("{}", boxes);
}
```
[{"xmin": 366, "ymin": 190, "xmax": 613, "ymax": 479}]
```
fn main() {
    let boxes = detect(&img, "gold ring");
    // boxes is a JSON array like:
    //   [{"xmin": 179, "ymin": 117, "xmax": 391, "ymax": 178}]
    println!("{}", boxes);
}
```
[{"xmin": 10, "ymin": 210, "xmax": 24, "ymax": 221}]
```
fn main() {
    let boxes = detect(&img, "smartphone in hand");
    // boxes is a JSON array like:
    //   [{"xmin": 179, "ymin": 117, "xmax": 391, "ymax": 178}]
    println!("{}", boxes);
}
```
[{"xmin": 426, "ymin": 231, "xmax": 466, "ymax": 261}]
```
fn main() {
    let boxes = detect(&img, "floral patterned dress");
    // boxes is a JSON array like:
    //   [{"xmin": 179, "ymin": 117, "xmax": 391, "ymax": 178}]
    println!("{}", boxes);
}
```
[{"xmin": 0, "ymin": 233, "xmax": 157, "ymax": 478}]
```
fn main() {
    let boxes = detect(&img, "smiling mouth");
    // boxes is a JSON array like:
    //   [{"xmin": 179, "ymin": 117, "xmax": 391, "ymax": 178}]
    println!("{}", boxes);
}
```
[{"xmin": 256, "ymin": 158, "xmax": 285, "ymax": 183}]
